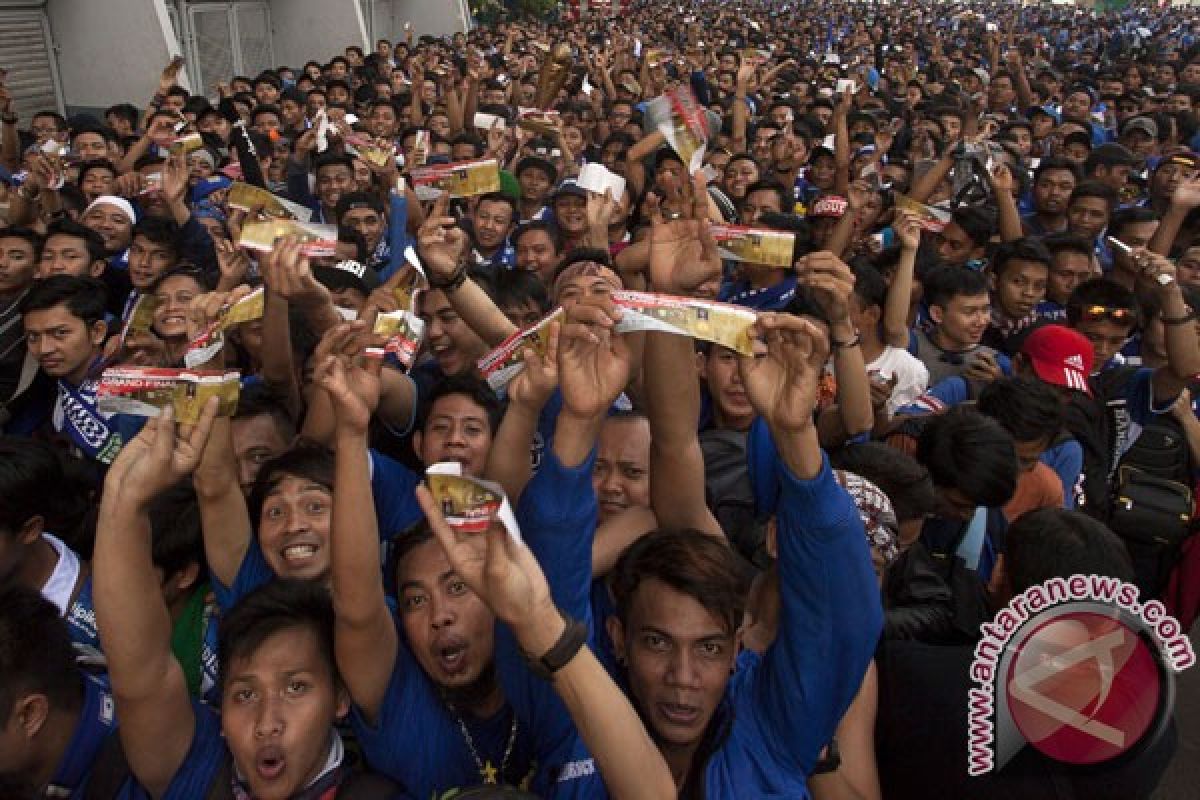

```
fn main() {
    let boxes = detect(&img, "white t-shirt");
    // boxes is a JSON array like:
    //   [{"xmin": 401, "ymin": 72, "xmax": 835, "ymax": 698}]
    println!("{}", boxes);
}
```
[{"xmin": 868, "ymin": 346, "xmax": 930, "ymax": 415}]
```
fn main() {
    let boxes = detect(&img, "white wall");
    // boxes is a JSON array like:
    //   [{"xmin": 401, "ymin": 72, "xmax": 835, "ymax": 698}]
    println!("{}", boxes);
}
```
[
  {"xmin": 269, "ymin": 0, "xmax": 368, "ymax": 69},
  {"xmin": 390, "ymin": 0, "xmax": 470, "ymax": 39},
  {"xmin": 47, "ymin": 0, "xmax": 183, "ymax": 110}
]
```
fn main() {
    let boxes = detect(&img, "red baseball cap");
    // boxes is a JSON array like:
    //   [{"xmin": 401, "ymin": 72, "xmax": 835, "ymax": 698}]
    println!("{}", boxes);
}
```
[{"xmin": 1021, "ymin": 325, "xmax": 1094, "ymax": 395}]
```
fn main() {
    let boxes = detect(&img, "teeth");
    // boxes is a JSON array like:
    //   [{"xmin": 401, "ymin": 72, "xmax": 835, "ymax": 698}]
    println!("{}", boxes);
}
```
[{"xmin": 283, "ymin": 544, "xmax": 316, "ymax": 560}]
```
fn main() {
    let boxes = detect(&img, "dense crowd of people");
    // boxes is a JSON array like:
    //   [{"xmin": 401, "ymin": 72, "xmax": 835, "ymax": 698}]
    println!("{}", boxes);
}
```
[{"xmin": 1, "ymin": 0, "xmax": 1199, "ymax": 797}]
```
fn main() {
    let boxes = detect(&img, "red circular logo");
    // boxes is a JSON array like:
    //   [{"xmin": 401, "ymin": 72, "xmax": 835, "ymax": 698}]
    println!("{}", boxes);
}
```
[{"xmin": 1005, "ymin": 611, "xmax": 1162, "ymax": 765}]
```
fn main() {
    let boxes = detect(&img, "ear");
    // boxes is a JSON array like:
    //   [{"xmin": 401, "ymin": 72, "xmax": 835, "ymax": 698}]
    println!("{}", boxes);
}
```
[
  {"xmin": 695, "ymin": 351, "xmax": 707, "ymax": 378},
  {"xmin": 169, "ymin": 561, "xmax": 202, "ymax": 594},
  {"xmin": 89, "ymin": 260, "xmax": 106, "ymax": 279},
  {"xmin": 929, "ymin": 304, "xmax": 944, "ymax": 326},
  {"xmin": 89, "ymin": 319, "xmax": 109, "ymax": 348},
  {"xmin": 334, "ymin": 684, "xmax": 351, "ymax": 721},
  {"xmin": 605, "ymin": 615, "xmax": 627, "ymax": 665},
  {"xmin": 18, "ymin": 515, "xmax": 44, "ymax": 546},
  {"xmin": 14, "ymin": 694, "xmax": 50, "ymax": 740}
]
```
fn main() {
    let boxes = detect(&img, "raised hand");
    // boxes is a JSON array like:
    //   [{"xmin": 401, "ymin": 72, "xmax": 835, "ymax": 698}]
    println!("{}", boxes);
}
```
[
  {"xmin": 184, "ymin": 284, "xmax": 256, "ymax": 348},
  {"xmin": 794, "ymin": 251, "xmax": 856, "ymax": 326},
  {"xmin": 508, "ymin": 321, "xmax": 560, "ymax": 411},
  {"xmin": 105, "ymin": 399, "xmax": 219, "ymax": 507},
  {"xmin": 214, "ymin": 239, "xmax": 251, "ymax": 288},
  {"xmin": 263, "ymin": 235, "xmax": 332, "ymax": 309},
  {"xmin": 558, "ymin": 298, "xmax": 630, "ymax": 421},
  {"xmin": 161, "ymin": 155, "xmax": 189, "ymax": 207},
  {"xmin": 987, "ymin": 162, "xmax": 1016, "ymax": 195},
  {"xmin": 416, "ymin": 485, "xmax": 555, "ymax": 633},
  {"xmin": 647, "ymin": 172, "xmax": 721, "ymax": 295},
  {"xmin": 415, "ymin": 194, "xmax": 469, "ymax": 283},
  {"xmin": 586, "ymin": 189, "xmax": 617, "ymax": 231},
  {"xmin": 737, "ymin": 313, "xmax": 829, "ymax": 435},
  {"xmin": 158, "ymin": 56, "xmax": 185, "ymax": 95},
  {"xmin": 1172, "ymin": 174, "xmax": 1200, "ymax": 210},
  {"xmin": 893, "ymin": 209, "xmax": 922, "ymax": 251},
  {"xmin": 312, "ymin": 321, "xmax": 381, "ymax": 432}
]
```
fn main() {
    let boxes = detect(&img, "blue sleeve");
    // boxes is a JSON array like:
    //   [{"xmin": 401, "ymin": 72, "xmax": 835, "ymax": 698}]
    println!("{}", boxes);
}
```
[
  {"xmin": 211, "ymin": 540, "xmax": 274, "ymax": 613},
  {"xmin": 1127, "ymin": 366, "xmax": 1177, "ymax": 424},
  {"xmin": 369, "ymin": 449, "xmax": 423, "ymax": 540},
  {"xmin": 1040, "ymin": 439, "xmax": 1083, "ymax": 509},
  {"xmin": 997, "ymin": 352, "xmax": 1013, "ymax": 376},
  {"xmin": 117, "ymin": 703, "xmax": 226, "ymax": 799},
  {"xmin": 515, "ymin": 445, "xmax": 598, "ymax": 623},
  {"xmin": 733, "ymin": 454, "xmax": 882, "ymax": 777},
  {"xmin": 378, "ymin": 191, "xmax": 413, "ymax": 283},
  {"xmin": 895, "ymin": 375, "xmax": 970, "ymax": 415},
  {"xmin": 176, "ymin": 215, "xmax": 218, "ymax": 278}
]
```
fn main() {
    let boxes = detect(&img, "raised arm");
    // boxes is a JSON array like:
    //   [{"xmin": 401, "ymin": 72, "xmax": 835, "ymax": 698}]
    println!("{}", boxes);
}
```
[
  {"xmin": 485, "ymin": 323, "xmax": 560, "ymax": 501},
  {"xmin": 883, "ymin": 210, "xmax": 921, "ymax": 349},
  {"xmin": 987, "ymin": 164, "xmax": 1023, "ymax": 243},
  {"xmin": 315, "ymin": 337, "xmax": 398, "ymax": 724},
  {"xmin": 418, "ymin": 488, "xmax": 676, "ymax": 800},
  {"xmin": 1149, "ymin": 175, "xmax": 1200, "ymax": 257},
  {"xmin": 266, "ymin": 235, "xmax": 343, "ymax": 338},
  {"xmin": 1147, "ymin": 252, "xmax": 1200, "ymax": 403},
  {"xmin": 737, "ymin": 314, "xmax": 882, "ymax": 776},
  {"xmin": 94, "ymin": 402, "xmax": 218, "ymax": 798},
  {"xmin": 417, "ymin": 194, "xmax": 518, "ymax": 346},
  {"xmin": 644, "ymin": 175, "xmax": 724, "ymax": 537}
]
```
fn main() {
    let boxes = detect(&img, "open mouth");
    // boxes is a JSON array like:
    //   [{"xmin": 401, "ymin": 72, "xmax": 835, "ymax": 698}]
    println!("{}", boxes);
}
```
[
  {"xmin": 657, "ymin": 702, "xmax": 701, "ymax": 726},
  {"xmin": 280, "ymin": 542, "xmax": 319, "ymax": 568},
  {"xmin": 255, "ymin": 746, "xmax": 286, "ymax": 781},
  {"xmin": 435, "ymin": 640, "xmax": 469, "ymax": 675}
]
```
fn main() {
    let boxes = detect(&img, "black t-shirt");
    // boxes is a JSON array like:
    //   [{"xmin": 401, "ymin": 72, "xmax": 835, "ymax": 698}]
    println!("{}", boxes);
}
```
[{"xmin": 876, "ymin": 638, "xmax": 1177, "ymax": 799}]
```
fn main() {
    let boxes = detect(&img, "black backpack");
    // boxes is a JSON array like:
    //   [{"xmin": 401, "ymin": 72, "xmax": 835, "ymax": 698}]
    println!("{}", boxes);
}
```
[{"xmin": 1108, "ymin": 412, "xmax": 1196, "ymax": 600}]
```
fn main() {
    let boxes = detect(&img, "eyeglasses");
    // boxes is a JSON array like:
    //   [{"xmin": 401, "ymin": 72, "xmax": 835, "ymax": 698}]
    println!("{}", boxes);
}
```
[{"xmin": 1079, "ymin": 305, "xmax": 1135, "ymax": 323}]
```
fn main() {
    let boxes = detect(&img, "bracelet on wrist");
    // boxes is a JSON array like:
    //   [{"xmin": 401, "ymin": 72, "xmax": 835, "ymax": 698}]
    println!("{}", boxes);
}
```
[
  {"xmin": 429, "ymin": 263, "xmax": 468, "ymax": 293},
  {"xmin": 524, "ymin": 611, "xmax": 588, "ymax": 681},
  {"xmin": 1162, "ymin": 310, "xmax": 1198, "ymax": 326},
  {"xmin": 831, "ymin": 330, "xmax": 862, "ymax": 350}
]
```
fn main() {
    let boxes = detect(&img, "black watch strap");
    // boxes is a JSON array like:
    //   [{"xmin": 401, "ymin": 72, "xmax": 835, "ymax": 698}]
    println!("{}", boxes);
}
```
[{"xmin": 527, "ymin": 613, "xmax": 588, "ymax": 681}]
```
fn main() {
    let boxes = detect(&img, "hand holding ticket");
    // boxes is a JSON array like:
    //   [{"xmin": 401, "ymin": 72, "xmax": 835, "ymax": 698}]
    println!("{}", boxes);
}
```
[
  {"xmin": 425, "ymin": 462, "xmax": 521, "ymax": 541},
  {"xmin": 477, "ymin": 308, "xmax": 564, "ymax": 391},
  {"xmin": 612, "ymin": 291, "xmax": 757, "ymax": 355},
  {"xmin": 97, "ymin": 368, "xmax": 240, "ymax": 423},
  {"xmin": 238, "ymin": 219, "xmax": 338, "ymax": 256}
]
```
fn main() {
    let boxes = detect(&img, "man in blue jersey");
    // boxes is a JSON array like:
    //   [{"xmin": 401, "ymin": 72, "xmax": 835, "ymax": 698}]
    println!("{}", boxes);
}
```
[
  {"xmin": 92, "ymin": 401, "xmax": 399, "ymax": 799},
  {"xmin": 0, "ymin": 584, "xmax": 115, "ymax": 799}
]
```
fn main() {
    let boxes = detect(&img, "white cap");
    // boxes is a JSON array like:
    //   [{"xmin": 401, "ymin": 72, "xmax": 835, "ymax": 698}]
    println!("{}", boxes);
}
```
[{"xmin": 83, "ymin": 195, "xmax": 137, "ymax": 226}]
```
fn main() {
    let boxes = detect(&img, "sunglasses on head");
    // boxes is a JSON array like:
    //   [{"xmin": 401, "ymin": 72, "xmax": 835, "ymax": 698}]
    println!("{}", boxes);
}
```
[{"xmin": 1080, "ymin": 305, "xmax": 1135, "ymax": 323}]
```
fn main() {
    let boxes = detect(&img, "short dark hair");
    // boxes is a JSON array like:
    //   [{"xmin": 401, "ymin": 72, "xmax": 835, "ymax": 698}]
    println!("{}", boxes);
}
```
[
  {"xmin": 419, "ymin": 373, "xmax": 502, "ymax": 436},
  {"xmin": 922, "ymin": 265, "xmax": 990, "ymax": 310},
  {"xmin": 44, "ymin": 218, "xmax": 107, "ymax": 265},
  {"xmin": 148, "ymin": 484, "xmax": 206, "ymax": 581},
  {"xmin": 1066, "ymin": 278, "xmax": 1139, "ymax": 327},
  {"xmin": 513, "ymin": 220, "xmax": 565, "ymax": 254},
  {"xmin": 1006, "ymin": 509, "xmax": 1134, "ymax": 593},
  {"xmin": 148, "ymin": 264, "xmax": 213, "ymax": 294},
  {"xmin": 1109, "ymin": 206, "xmax": 1160, "ymax": 241},
  {"xmin": 740, "ymin": 180, "xmax": 791, "ymax": 215},
  {"xmin": 20, "ymin": 274, "xmax": 108, "ymax": 325},
  {"xmin": 0, "ymin": 227, "xmax": 43, "ymax": 261},
  {"xmin": 218, "ymin": 579, "xmax": 338, "ymax": 694},
  {"xmin": 77, "ymin": 159, "xmax": 118, "ymax": 187},
  {"xmin": 1069, "ymin": 180, "xmax": 1118, "ymax": 211},
  {"xmin": 313, "ymin": 152, "xmax": 355, "ymax": 175},
  {"xmin": 977, "ymin": 377, "xmax": 1064, "ymax": 444},
  {"xmin": 0, "ymin": 437, "xmax": 64, "ymax": 534},
  {"xmin": 1034, "ymin": 156, "xmax": 1081, "ymax": 184},
  {"xmin": 335, "ymin": 190, "xmax": 386, "ymax": 219},
  {"xmin": 1042, "ymin": 232, "xmax": 1094, "ymax": 261},
  {"xmin": 0, "ymin": 584, "xmax": 82, "ymax": 724},
  {"xmin": 950, "ymin": 206, "xmax": 995, "ymax": 246},
  {"xmin": 492, "ymin": 268, "xmax": 551, "ymax": 315},
  {"xmin": 71, "ymin": 123, "xmax": 116, "ymax": 146},
  {"xmin": 234, "ymin": 383, "xmax": 298, "ymax": 441},
  {"xmin": 850, "ymin": 262, "xmax": 888, "ymax": 311},
  {"xmin": 476, "ymin": 192, "xmax": 518, "ymax": 221},
  {"xmin": 104, "ymin": 103, "xmax": 140, "ymax": 128},
  {"xmin": 133, "ymin": 215, "xmax": 182, "ymax": 252},
  {"xmin": 248, "ymin": 441, "xmax": 334, "ymax": 528},
  {"xmin": 991, "ymin": 238, "xmax": 1053, "ymax": 279},
  {"xmin": 610, "ymin": 530, "xmax": 750, "ymax": 636},
  {"xmin": 917, "ymin": 407, "xmax": 1018, "ymax": 509}
]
